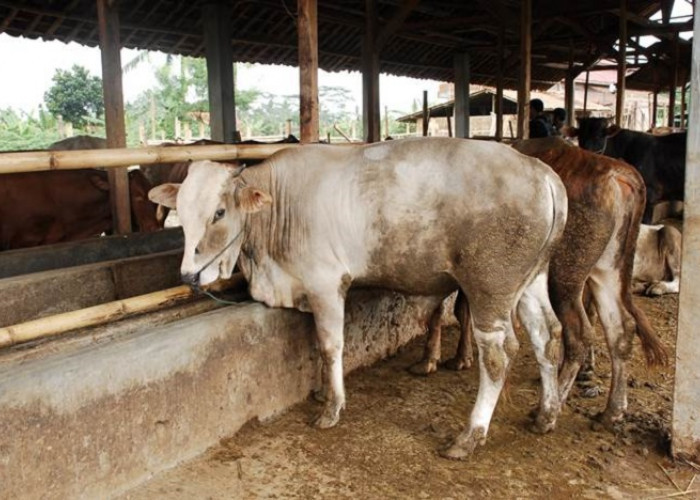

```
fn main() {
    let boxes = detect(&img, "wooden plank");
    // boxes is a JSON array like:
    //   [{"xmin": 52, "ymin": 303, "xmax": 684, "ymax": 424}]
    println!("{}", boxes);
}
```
[
  {"xmin": 97, "ymin": 0, "xmax": 131, "ymax": 235},
  {"xmin": 298, "ymin": 0, "xmax": 319, "ymax": 143},
  {"xmin": 616, "ymin": 0, "xmax": 627, "ymax": 127},
  {"xmin": 517, "ymin": 0, "xmax": 531, "ymax": 139},
  {"xmin": 362, "ymin": 0, "xmax": 380, "ymax": 143},
  {"xmin": 453, "ymin": 52, "xmax": 470, "ymax": 138},
  {"xmin": 672, "ymin": 7, "xmax": 700, "ymax": 462},
  {"xmin": 203, "ymin": 2, "xmax": 236, "ymax": 143},
  {"xmin": 0, "ymin": 143, "xmax": 300, "ymax": 174}
]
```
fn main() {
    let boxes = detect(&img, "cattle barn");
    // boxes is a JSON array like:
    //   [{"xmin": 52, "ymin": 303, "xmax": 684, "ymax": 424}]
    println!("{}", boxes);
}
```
[{"xmin": 0, "ymin": 1, "xmax": 699, "ymax": 497}]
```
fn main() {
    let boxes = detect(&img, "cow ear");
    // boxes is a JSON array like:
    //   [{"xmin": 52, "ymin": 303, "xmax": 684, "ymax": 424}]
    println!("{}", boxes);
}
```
[
  {"xmin": 236, "ymin": 187, "xmax": 272, "ymax": 213},
  {"xmin": 148, "ymin": 183, "xmax": 180, "ymax": 209},
  {"xmin": 89, "ymin": 173, "xmax": 111, "ymax": 192},
  {"xmin": 605, "ymin": 125, "xmax": 620, "ymax": 137}
]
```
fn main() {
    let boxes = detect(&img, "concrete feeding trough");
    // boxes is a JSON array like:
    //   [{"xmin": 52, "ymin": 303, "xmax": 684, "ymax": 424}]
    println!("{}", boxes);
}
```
[{"xmin": 0, "ymin": 231, "xmax": 445, "ymax": 499}]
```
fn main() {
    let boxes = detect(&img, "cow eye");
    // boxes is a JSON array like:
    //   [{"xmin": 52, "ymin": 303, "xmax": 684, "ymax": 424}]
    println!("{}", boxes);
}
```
[{"xmin": 213, "ymin": 208, "xmax": 225, "ymax": 222}]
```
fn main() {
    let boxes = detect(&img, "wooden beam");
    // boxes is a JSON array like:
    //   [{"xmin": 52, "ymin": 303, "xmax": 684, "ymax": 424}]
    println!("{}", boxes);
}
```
[
  {"xmin": 565, "ymin": 40, "xmax": 575, "ymax": 127},
  {"xmin": 453, "ymin": 53, "xmax": 470, "ymax": 138},
  {"xmin": 97, "ymin": 0, "xmax": 131, "ymax": 235},
  {"xmin": 672, "ymin": 3, "xmax": 700, "ymax": 462},
  {"xmin": 616, "ymin": 0, "xmax": 627, "ymax": 127},
  {"xmin": 652, "ymin": 90, "xmax": 659, "ymax": 128},
  {"xmin": 298, "ymin": 0, "xmax": 319, "ymax": 143},
  {"xmin": 203, "ymin": 2, "xmax": 236, "ymax": 143},
  {"xmin": 376, "ymin": 0, "xmax": 420, "ymax": 50},
  {"xmin": 681, "ymin": 82, "xmax": 687, "ymax": 128},
  {"xmin": 583, "ymin": 70, "xmax": 590, "ymax": 114},
  {"xmin": 517, "ymin": 0, "xmax": 532, "ymax": 139},
  {"xmin": 362, "ymin": 0, "xmax": 380, "ymax": 143}
]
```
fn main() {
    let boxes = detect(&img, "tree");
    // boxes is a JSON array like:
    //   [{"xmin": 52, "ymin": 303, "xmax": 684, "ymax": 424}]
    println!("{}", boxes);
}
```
[{"xmin": 44, "ymin": 65, "xmax": 104, "ymax": 128}]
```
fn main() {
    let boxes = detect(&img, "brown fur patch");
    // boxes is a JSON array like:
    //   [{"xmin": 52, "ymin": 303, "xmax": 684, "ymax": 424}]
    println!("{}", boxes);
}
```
[{"xmin": 483, "ymin": 343, "xmax": 506, "ymax": 382}]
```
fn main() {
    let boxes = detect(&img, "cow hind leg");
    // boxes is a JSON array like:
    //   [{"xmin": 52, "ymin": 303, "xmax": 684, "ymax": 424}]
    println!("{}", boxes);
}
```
[
  {"xmin": 517, "ymin": 271, "xmax": 561, "ymax": 433},
  {"xmin": 587, "ymin": 270, "xmax": 637, "ymax": 426},
  {"xmin": 441, "ymin": 307, "xmax": 516, "ymax": 460}
]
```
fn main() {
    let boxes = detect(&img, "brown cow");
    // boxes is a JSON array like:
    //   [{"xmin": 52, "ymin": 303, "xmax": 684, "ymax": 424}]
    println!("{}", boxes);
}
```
[
  {"xmin": 0, "ymin": 169, "xmax": 159, "ymax": 250},
  {"xmin": 413, "ymin": 137, "xmax": 667, "ymax": 429}
]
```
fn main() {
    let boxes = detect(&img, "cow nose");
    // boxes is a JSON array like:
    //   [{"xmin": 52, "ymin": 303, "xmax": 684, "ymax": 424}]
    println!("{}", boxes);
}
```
[{"xmin": 181, "ymin": 272, "xmax": 200, "ymax": 287}]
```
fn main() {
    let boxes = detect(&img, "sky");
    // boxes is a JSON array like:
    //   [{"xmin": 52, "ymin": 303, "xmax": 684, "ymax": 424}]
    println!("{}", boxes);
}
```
[{"xmin": 0, "ymin": 34, "xmax": 442, "ymax": 116}]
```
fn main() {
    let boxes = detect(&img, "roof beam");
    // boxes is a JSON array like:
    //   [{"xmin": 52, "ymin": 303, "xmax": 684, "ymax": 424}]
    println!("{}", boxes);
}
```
[{"xmin": 376, "ymin": 0, "xmax": 421, "ymax": 50}]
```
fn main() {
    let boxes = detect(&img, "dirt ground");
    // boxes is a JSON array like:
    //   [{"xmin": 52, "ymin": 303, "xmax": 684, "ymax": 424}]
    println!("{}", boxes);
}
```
[{"xmin": 121, "ymin": 293, "xmax": 699, "ymax": 499}]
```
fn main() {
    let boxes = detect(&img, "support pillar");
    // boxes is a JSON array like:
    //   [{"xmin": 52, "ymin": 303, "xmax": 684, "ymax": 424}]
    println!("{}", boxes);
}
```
[
  {"xmin": 652, "ymin": 90, "xmax": 659, "ymax": 129},
  {"xmin": 495, "ymin": 22, "xmax": 504, "ymax": 141},
  {"xmin": 362, "ymin": 0, "xmax": 380, "ymax": 143},
  {"xmin": 669, "ymin": 33, "xmax": 680, "ymax": 128},
  {"xmin": 422, "ymin": 90, "xmax": 429, "ymax": 137},
  {"xmin": 672, "ymin": 7, "xmax": 700, "ymax": 462},
  {"xmin": 517, "ymin": 0, "xmax": 532, "ymax": 139},
  {"xmin": 203, "ymin": 2, "xmax": 236, "ymax": 143},
  {"xmin": 453, "ymin": 53, "xmax": 470, "ymax": 139},
  {"xmin": 616, "ymin": 0, "xmax": 627, "ymax": 127},
  {"xmin": 298, "ymin": 0, "xmax": 319, "ymax": 143},
  {"xmin": 97, "ymin": 0, "xmax": 131, "ymax": 235}
]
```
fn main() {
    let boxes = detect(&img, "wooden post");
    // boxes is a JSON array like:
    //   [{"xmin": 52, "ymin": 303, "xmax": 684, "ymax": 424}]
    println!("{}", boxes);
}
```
[
  {"xmin": 446, "ymin": 115, "xmax": 452, "ymax": 138},
  {"xmin": 454, "ymin": 53, "xmax": 470, "ymax": 139},
  {"xmin": 362, "ymin": 0, "xmax": 380, "ymax": 143},
  {"xmin": 495, "ymin": 22, "xmax": 504, "ymax": 141},
  {"xmin": 203, "ymin": 2, "xmax": 236, "ymax": 143},
  {"xmin": 565, "ymin": 40, "xmax": 575, "ymax": 127},
  {"xmin": 583, "ymin": 70, "xmax": 590, "ymax": 114},
  {"xmin": 669, "ymin": 33, "xmax": 680, "ymax": 127},
  {"xmin": 681, "ymin": 82, "xmax": 687, "ymax": 128},
  {"xmin": 422, "ymin": 90, "xmax": 429, "ymax": 136},
  {"xmin": 616, "ymin": 0, "xmax": 627, "ymax": 127},
  {"xmin": 97, "ymin": 0, "xmax": 131, "ymax": 235},
  {"xmin": 298, "ymin": 0, "xmax": 319, "ymax": 143},
  {"xmin": 384, "ymin": 105, "xmax": 389, "ymax": 138},
  {"xmin": 517, "ymin": 0, "xmax": 532, "ymax": 139},
  {"xmin": 673, "ymin": 7, "xmax": 700, "ymax": 462},
  {"xmin": 652, "ymin": 89, "xmax": 659, "ymax": 129}
]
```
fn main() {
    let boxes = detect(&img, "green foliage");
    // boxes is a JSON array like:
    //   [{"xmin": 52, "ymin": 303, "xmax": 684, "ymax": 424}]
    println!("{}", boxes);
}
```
[
  {"xmin": 0, "ymin": 107, "xmax": 61, "ymax": 151},
  {"xmin": 44, "ymin": 65, "xmax": 103, "ymax": 128}
]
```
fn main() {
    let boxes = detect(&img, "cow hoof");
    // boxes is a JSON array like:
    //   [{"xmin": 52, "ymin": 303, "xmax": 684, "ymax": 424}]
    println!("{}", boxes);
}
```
[
  {"xmin": 529, "ymin": 413, "xmax": 557, "ymax": 434},
  {"xmin": 311, "ymin": 404, "xmax": 342, "ymax": 429},
  {"xmin": 408, "ymin": 359, "xmax": 438, "ymax": 376},
  {"xmin": 438, "ymin": 427, "xmax": 486, "ymax": 460},
  {"xmin": 443, "ymin": 356, "xmax": 472, "ymax": 371},
  {"xmin": 312, "ymin": 389, "xmax": 327, "ymax": 403},
  {"xmin": 578, "ymin": 381, "xmax": 603, "ymax": 398},
  {"xmin": 592, "ymin": 410, "xmax": 624, "ymax": 432},
  {"xmin": 645, "ymin": 283, "xmax": 666, "ymax": 296}
]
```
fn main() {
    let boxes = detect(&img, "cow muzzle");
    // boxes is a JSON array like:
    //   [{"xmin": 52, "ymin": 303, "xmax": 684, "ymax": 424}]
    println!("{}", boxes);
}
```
[{"xmin": 181, "ymin": 272, "xmax": 201, "ymax": 290}]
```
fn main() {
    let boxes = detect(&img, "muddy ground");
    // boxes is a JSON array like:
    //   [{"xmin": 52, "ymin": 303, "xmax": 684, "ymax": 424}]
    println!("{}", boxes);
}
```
[{"xmin": 122, "ymin": 294, "xmax": 698, "ymax": 499}]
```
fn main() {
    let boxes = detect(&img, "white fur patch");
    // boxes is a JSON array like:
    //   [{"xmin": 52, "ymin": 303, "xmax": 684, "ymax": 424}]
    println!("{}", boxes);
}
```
[{"xmin": 363, "ymin": 143, "xmax": 390, "ymax": 161}]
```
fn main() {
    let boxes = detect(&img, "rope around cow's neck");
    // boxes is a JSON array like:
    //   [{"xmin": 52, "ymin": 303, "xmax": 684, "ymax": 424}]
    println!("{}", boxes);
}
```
[{"xmin": 190, "ymin": 227, "xmax": 246, "ymax": 305}]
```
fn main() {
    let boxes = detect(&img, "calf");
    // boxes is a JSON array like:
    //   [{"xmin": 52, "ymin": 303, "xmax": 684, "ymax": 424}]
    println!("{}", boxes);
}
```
[
  {"xmin": 633, "ymin": 224, "xmax": 682, "ymax": 296},
  {"xmin": 573, "ymin": 117, "xmax": 685, "ymax": 223},
  {"xmin": 414, "ymin": 138, "xmax": 667, "ymax": 429}
]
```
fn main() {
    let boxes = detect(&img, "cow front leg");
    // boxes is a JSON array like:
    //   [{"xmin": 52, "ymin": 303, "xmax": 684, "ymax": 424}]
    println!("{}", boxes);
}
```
[
  {"xmin": 444, "ymin": 291, "xmax": 474, "ymax": 371},
  {"xmin": 409, "ymin": 301, "xmax": 444, "ymax": 375},
  {"xmin": 441, "ymin": 317, "xmax": 513, "ymax": 460},
  {"xmin": 309, "ymin": 292, "xmax": 346, "ymax": 429}
]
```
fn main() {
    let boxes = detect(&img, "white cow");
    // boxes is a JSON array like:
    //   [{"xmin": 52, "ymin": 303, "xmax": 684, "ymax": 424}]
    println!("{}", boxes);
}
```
[
  {"xmin": 149, "ymin": 137, "xmax": 567, "ymax": 459},
  {"xmin": 633, "ymin": 223, "xmax": 682, "ymax": 296}
]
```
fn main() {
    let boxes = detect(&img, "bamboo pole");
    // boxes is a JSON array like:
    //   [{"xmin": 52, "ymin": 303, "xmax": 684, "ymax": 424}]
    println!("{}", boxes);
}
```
[
  {"xmin": 0, "ymin": 143, "xmax": 300, "ymax": 174},
  {"xmin": 0, "ymin": 286, "xmax": 194, "ymax": 349}
]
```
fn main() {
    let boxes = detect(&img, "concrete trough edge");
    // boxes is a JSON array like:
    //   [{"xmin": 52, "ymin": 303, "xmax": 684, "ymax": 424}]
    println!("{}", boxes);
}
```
[{"xmin": 0, "ymin": 289, "xmax": 444, "ymax": 500}]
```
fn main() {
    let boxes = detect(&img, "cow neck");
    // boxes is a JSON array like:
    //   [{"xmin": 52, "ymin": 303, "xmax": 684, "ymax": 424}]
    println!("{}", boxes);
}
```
[{"xmin": 240, "ymin": 159, "xmax": 309, "ymax": 265}]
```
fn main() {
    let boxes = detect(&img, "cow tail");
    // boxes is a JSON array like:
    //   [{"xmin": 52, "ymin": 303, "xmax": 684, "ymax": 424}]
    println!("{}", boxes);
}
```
[{"xmin": 618, "ymin": 174, "xmax": 669, "ymax": 367}]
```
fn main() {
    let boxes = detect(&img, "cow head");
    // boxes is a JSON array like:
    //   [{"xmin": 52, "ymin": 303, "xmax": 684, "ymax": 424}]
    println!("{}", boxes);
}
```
[
  {"xmin": 575, "ymin": 117, "xmax": 620, "ymax": 153},
  {"xmin": 128, "ymin": 170, "xmax": 161, "ymax": 233},
  {"xmin": 148, "ymin": 160, "xmax": 272, "ymax": 287}
]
